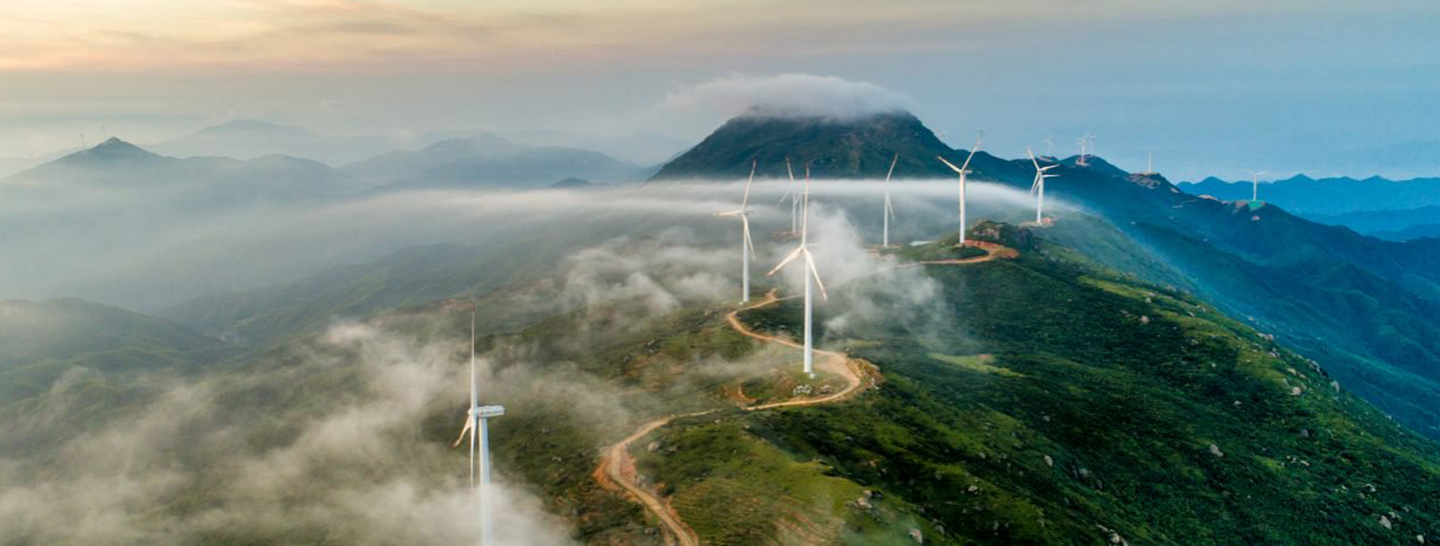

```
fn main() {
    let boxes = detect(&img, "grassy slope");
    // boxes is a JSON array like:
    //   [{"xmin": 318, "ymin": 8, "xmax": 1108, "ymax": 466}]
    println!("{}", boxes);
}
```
[{"xmin": 623, "ymin": 230, "xmax": 1440, "ymax": 545}]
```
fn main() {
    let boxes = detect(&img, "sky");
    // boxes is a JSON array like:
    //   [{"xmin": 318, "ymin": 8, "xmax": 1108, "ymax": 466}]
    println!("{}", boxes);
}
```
[{"xmin": 2, "ymin": 0, "xmax": 1439, "ymax": 180}]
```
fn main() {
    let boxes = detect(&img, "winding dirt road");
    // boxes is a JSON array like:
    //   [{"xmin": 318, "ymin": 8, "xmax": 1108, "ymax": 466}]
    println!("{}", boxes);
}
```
[{"xmin": 592, "ymin": 242, "xmax": 1014, "ymax": 545}]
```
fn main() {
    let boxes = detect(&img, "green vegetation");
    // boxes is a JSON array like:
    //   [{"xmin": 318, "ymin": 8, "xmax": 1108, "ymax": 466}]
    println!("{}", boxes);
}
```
[{"xmin": 624, "ymin": 233, "xmax": 1440, "ymax": 545}]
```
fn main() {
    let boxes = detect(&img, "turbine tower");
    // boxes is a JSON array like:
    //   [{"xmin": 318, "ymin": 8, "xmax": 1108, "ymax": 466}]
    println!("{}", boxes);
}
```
[
  {"xmin": 453, "ymin": 312, "xmax": 505, "ymax": 546},
  {"xmin": 936, "ymin": 135, "xmax": 983, "ymax": 246},
  {"xmin": 881, "ymin": 153, "xmax": 898, "ymax": 248},
  {"xmin": 768, "ymin": 164, "xmax": 828, "ymax": 378},
  {"xmin": 776, "ymin": 159, "xmax": 802, "ymax": 234},
  {"xmin": 1247, "ymin": 170, "xmax": 1267, "ymax": 202},
  {"xmin": 1029, "ymin": 149, "xmax": 1059, "ymax": 224},
  {"xmin": 717, "ymin": 160, "xmax": 758, "ymax": 303}
]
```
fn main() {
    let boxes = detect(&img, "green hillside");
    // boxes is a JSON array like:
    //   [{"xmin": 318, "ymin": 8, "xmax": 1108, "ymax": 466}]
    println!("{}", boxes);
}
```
[
  {"xmin": 0, "ymin": 298, "xmax": 233, "ymax": 405},
  {"xmin": 612, "ymin": 225, "xmax": 1440, "ymax": 545}
]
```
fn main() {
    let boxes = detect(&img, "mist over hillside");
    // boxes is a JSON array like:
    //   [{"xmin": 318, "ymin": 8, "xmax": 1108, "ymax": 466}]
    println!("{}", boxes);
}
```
[{"xmin": 4, "ymin": 100, "xmax": 1440, "ymax": 546}]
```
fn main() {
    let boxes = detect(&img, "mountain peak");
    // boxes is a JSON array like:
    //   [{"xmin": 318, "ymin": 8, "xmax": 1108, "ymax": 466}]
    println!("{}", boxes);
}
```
[
  {"xmin": 649, "ymin": 110, "xmax": 960, "ymax": 181},
  {"xmin": 54, "ymin": 137, "xmax": 164, "ymax": 166}
]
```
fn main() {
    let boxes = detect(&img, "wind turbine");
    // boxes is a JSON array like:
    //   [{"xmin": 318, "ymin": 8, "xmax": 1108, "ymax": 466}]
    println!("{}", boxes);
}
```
[
  {"xmin": 717, "ymin": 160, "xmax": 758, "ymax": 303},
  {"xmin": 1029, "ymin": 149, "xmax": 1059, "ymax": 224},
  {"xmin": 881, "ymin": 153, "xmax": 898, "ymax": 248},
  {"xmin": 767, "ymin": 164, "xmax": 828, "ymax": 378},
  {"xmin": 1247, "ymin": 170, "xmax": 1267, "ymax": 202},
  {"xmin": 453, "ymin": 311, "xmax": 505, "ymax": 546},
  {"xmin": 936, "ymin": 135, "xmax": 983, "ymax": 246},
  {"xmin": 1076, "ymin": 136, "xmax": 1088, "ymax": 166},
  {"xmin": 776, "ymin": 158, "xmax": 801, "ymax": 234}
]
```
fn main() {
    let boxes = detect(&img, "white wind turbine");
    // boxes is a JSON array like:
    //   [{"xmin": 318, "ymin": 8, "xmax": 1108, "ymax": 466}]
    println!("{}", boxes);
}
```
[
  {"xmin": 1247, "ymin": 170, "xmax": 1267, "ymax": 202},
  {"xmin": 936, "ymin": 135, "xmax": 983, "ymax": 246},
  {"xmin": 1029, "ymin": 149, "xmax": 1059, "ymax": 224},
  {"xmin": 881, "ymin": 153, "xmax": 898, "ymax": 248},
  {"xmin": 768, "ymin": 164, "xmax": 828, "ymax": 378},
  {"xmin": 453, "ymin": 312, "xmax": 505, "ymax": 546},
  {"xmin": 717, "ymin": 160, "xmax": 758, "ymax": 303},
  {"xmin": 776, "ymin": 158, "xmax": 801, "ymax": 234}
]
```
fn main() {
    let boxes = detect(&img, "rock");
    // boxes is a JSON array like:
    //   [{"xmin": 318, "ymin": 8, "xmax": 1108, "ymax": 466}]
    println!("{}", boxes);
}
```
[
  {"xmin": 1044, "ymin": 455, "xmax": 1054, "ymax": 467},
  {"xmin": 908, "ymin": 528, "xmax": 924, "ymax": 543},
  {"xmin": 1331, "ymin": 380, "xmax": 1341, "ymax": 392},
  {"xmin": 646, "ymin": 441, "xmax": 661, "ymax": 452},
  {"xmin": 1290, "ymin": 386, "xmax": 1304, "ymax": 396},
  {"xmin": 1417, "ymin": 534, "xmax": 1425, "ymax": 544},
  {"xmin": 1209, "ymin": 444, "xmax": 1224, "ymax": 457},
  {"xmin": 1381, "ymin": 515, "xmax": 1393, "ymax": 529},
  {"xmin": 1140, "ymin": 315, "xmax": 1151, "ymax": 325}
]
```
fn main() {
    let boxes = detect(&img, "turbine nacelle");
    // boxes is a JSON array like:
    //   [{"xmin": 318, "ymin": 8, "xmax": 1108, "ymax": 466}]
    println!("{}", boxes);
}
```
[{"xmin": 471, "ymin": 405, "xmax": 506, "ymax": 418}]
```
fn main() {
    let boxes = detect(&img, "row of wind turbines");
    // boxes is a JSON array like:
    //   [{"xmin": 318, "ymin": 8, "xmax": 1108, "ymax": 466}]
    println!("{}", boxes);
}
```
[{"xmin": 718, "ymin": 142, "xmax": 1063, "ymax": 379}]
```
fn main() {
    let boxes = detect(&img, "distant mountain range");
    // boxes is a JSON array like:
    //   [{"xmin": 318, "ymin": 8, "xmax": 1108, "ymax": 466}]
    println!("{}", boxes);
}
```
[
  {"xmin": 2, "ymin": 137, "xmax": 364, "ymax": 207},
  {"xmin": 343, "ymin": 133, "xmax": 651, "ymax": 188},
  {"xmin": 149, "ymin": 120, "xmax": 456, "ymax": 166},
  {"xmin": 1298, "ymin": 205, "xmax": 1440, "ymax": 242},
  {"xmin": 148, "ymin": 119, "xmax": 688, "ymax": 168},
  {"xmin": 1180, "ymin": 174, "xmax": 1440, "ymax": 216}
]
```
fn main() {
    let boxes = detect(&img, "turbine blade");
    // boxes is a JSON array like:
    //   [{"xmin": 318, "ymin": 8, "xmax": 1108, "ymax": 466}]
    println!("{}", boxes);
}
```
[
  {"xmin": 884, "ymin": 153, "xmax": 899, "ymax": 183},
  {"xmin": 961, "ymin": 137, "xmax": 982, "ymax": 171},
  {"xmin": 804, "ymin": 251, "xmax": 829, "ymax": 301},
  {"xmin": 742, "ymin": 159, "xmax": 756, "ymax": 208},
  {"xmin": 768, "ymin": 247, "xmax": 805, "ymax": 277},
  {"xmin": 786, "ymin": 157, "xmax": 795, "ymax": 183},
  {"xmin": 451, "ymin": 417, "xmax": 474, "ymax": 448},
  {"xmin": 936, "ymin": 155, "xmax": 964, "ymax": 174},
  {"xmin": 1028, "ymin": 147, "xmax": 1041, "ymax": 171}
]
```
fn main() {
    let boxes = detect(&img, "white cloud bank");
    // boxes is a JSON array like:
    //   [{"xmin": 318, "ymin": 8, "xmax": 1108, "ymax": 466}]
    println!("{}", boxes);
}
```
[{"xmin": 661, "ymin": 73, "xmax": 909, "ymax": 120}]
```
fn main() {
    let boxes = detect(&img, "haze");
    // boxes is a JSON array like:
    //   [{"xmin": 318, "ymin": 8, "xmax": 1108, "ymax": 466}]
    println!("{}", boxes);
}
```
[{"xmin": 4, "ymin": 0, "xmax": 1440, "ymax": 180}]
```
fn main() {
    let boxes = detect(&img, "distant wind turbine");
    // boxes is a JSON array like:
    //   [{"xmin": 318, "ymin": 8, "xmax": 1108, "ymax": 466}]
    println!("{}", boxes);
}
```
[
  {"xmin": 881, "ymin": 153, "xmax": 898, "ymax": 248},
  {"xmin": 768, "ymin": 164, "xmax": 828, "ymax": 378},
  {"xmin": 717, "ymin": 160, "xmax": 758, "ymax": 303},
  {"xmin": 1076, "ymin": 136, "xmax": 1088, "ymax": 166},
  {"xmin": 776, "ymin": 158, "xmax": 801, "ymax": 234},
  {"xmin": 453, "ymin": 311, "xmax": 505, "ymax": 546},
  {"xmin": 936, "ymin": 135, "xmax": 983, "ymax": 245},
  {"xmin": 1029, "ymin": 148, "xmax": 1060, "ymax": 224},
  {"xmin": 1247, "ymin": 170, "xmax": 1267, "ymax": 202}
]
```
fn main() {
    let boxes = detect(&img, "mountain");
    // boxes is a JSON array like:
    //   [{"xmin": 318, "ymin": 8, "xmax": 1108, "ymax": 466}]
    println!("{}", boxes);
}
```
[
  {"xmin": 985, "ymin": 158, "xmax": 1440, "ymax": 438},
  {"xmin": 7, "ymin": 220, "xmax": 1440, "ymax": 545},
  {"xmin": 0, "ymin": 298, "xmax": 233, "ymax": 408},
  {"xmin": 1310, "ymin": 205, "xmax": 1440, "ymax": 240},
  {"xmin": 503, "ymin": 129, "xmax": 692, "ymax": 165},
  {"xmin": 1372, "ymin": 223, "xmax": 1440, "ymax": 242},
  {"xmin": 1179, "ymin": 175, "xmax": 1440, "ymax": 216},
  {"xmin": 647, "ymin": 107, "xmax": 1440, "ymax": 438},
  {"xmin": 342, "ymin": 133, "xmax": 647, "ymax": 188},
  {"xmin": 150, "ymin": 120, "xmax": 454, "ymax": 166},
  {"xmin": 649, "ymin": 111, "xmax": 1015, "ymax": 181},
  {"xmin": 3, "ymin": 137, "xmax": 362, "ymax": 204}
]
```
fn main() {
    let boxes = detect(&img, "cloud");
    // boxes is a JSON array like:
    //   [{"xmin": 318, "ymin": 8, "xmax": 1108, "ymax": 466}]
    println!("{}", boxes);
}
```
[{"xmin": 661, "ymin": 73, "xmax": 909, "ymax": 120}]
